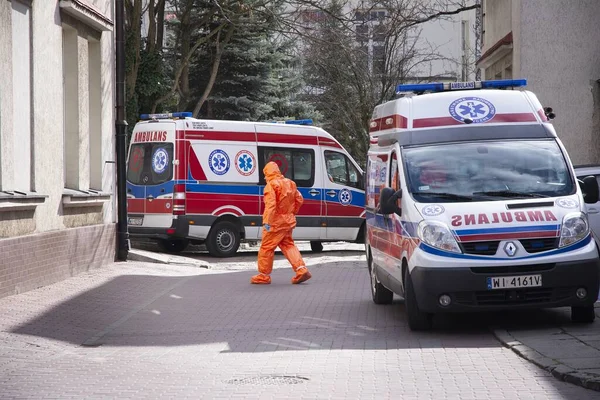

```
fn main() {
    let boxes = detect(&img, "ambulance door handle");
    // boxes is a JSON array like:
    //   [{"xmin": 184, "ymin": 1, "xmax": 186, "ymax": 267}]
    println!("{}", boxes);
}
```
[
  {"xmin": 326, "ymin": 190, "xmax": 336, "ymax": 197},
  {"xmin": 309, "ymin": 189, "xmax": 319, "ymax": 196},
  {"xmin": 589, "ymin": 207, "xmax": 599, "ymax": 214}
]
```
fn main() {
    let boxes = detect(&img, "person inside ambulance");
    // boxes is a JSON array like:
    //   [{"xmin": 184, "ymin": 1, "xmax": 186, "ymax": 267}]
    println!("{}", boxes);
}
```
[
  {"xmin": 416, "ymin": 161, "xmax": 447, "ymax": 190},
  {"xmin": 251, "ymin": 162, "xmax": 312, "ymax": 285}
]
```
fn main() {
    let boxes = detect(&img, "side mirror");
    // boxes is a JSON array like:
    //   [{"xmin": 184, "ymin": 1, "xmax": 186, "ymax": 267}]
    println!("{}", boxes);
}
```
[
  {"xmin": 379, "ymin": 187, "xmax": 402, "ymax": 216},
  {"xmin": 579, "ymin": 175, "xmax": 599, "ymax": 204}
]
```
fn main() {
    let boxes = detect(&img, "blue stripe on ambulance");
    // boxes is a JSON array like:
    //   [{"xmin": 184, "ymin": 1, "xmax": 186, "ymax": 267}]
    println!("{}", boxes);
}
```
[
  {"xmin": 129, "ymin": 180, "xmax": 365, "ymax": 208},
  {"xmin": 454, "ymin": 225, "xmax": 560, "ymax": 235}
]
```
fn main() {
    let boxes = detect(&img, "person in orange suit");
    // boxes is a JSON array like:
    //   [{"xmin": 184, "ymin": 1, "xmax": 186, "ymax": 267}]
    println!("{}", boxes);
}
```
[{"xmin": 251, "ymin": 161, "xmax": 312, "ymax": 285}]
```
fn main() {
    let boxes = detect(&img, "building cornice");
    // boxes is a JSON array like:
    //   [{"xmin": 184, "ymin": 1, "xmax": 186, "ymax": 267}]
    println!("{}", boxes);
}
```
[
  {"xmin": 477, "ymin": 31, "xmax": 513, "ymax": 69},
  {"xmin": 59, "ymin": 0, "xmax": 113, "ymax": 32}
]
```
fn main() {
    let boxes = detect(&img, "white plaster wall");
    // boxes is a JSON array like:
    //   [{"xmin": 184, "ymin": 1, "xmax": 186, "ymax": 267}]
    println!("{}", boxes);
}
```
[
  {"xmin": 100, "ymin": 0, "xmax": 116, "ymax": 224},
  {"xmin": 31, "ymin": 1, "xmax": 65, "ymax": 231},
  {"xmin": 413, "ymin": 8, "xmax": 477, "ymax": 81},
  {"xmin": 481, "ymin": 0, "xmax": 512, "ymax": 52},
  {"xmin": 518, "ymin": 0, "xmax": 600, "ymax": 165},
  {"xmin": 0, "ymin": 0, "xmax": 116, "ymax": 233}
]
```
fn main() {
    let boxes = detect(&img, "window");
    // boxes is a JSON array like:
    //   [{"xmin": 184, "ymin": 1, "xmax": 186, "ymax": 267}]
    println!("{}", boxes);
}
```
[
  {"xmin": 355, "ymin": 24, "xmax": 368, "ymax": 42},
  {"xmin": 373, "ymin": 45, "xmax": 385, "ymax": 75},
  {"xmin": 88, "ymin": 38, "xmax": 102, "ymax": 190},
  {"xmin": 8, "ymin": 0, "xmax": 32, "ymax": 192},
  {"xmin": 325, "ymin": 150, "xmax": 362, "ymax": 189},
  {"xmin": 127, "ymin": 143, "xmax": 174, "ymax": 186},
  {"xmin": 389, "ymin": 152, "xmax": 400, "ymax": 190},
  {"xmin": 259, "ymin": 147, "xmax": 315, "ymax": 187}
]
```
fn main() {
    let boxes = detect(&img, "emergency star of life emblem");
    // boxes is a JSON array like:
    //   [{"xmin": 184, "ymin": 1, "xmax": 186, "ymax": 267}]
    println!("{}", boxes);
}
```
[
  {"xmin": 504, "ymin": 241, "xmax": 518, "ymax": 257},
  {"xmin": 449, "ymin": 96, "xmax": 496, "ymax": 123},
  {"xmin": 209, "ymin": 149, "xmax": 230, "ymax": 175},
  {"xmin": 235, "ymin": 150, "xmax": 256, "ymax": 176},
  {"xmin": 339, "ymin": 189, "xmax": 352, "ymax": 205},
  {"xmin": 152, "ymin": 147, "xmax": 169, "ymax": 174},
  {"xmin": 422, "ymin": 204, "xmax": 445, "ymax": 216}
]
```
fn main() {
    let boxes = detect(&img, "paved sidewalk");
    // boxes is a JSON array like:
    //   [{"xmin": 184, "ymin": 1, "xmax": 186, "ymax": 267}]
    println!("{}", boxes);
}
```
[
  {"xmin": 492, "ymin": 304, "xmax": 600, "ymax": 391},
  {"xmin": 0, "ymin": 257, "xmax": 599, "ymax": 399}
]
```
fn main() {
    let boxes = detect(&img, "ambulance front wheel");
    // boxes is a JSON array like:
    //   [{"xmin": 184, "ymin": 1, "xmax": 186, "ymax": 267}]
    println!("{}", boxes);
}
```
[
  {"xmin": 310, "ymin": 241, "xmax": 323, "ymax": 253},
  {"xmin": 368, "ymin": 249, "xmax": 393, "ymax": 305},
  {"xmin": 206, "ymin": 221, "xmax": 241, "ymax": 257},
  {"xmin": 405, "ymin": 271, "xmax": 433, "ymax": 331},
  {"xmin": 571, "ymin": 305, "xmax": 596, "ymax": 323},
  {"xmin": 159, "ymin": 239, "xmax": 189, "ymax": 254}
]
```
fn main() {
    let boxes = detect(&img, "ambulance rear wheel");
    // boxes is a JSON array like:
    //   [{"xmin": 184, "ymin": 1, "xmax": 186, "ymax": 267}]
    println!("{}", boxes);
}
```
[
  {"xmin": 159, "ymin": 239, "xmax": 189, "ymax": 254},
  {"xmin": 405, "ymin": 271, "xmax": 433, "ymax": 331},
  {"xmin": 206, "ymin": 221, "xmax": 240, "ymax": 257},
  {"xmin": 310, "ymin": 241, "xmax": 323, "ymax": 253}
]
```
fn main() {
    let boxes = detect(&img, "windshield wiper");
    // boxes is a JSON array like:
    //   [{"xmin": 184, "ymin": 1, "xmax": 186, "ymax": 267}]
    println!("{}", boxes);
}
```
[
  {"xmin": 472, "ymin": 190, "xmax": 549, "ymax": 198},
  {"xmin": 413, "ymin": 192, "xmax": 475, "ymax": 201}
]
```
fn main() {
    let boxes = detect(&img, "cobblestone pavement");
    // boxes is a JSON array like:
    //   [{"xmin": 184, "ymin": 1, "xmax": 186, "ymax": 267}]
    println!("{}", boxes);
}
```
[{"xmin": 0, "ymin": 247, "xmax": 599, "ymax": 399}]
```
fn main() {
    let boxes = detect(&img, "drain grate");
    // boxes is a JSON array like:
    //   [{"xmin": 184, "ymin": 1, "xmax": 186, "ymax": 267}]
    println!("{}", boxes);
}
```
[{"xmin": 225, "ymin": 375, "xmax": 309, "ymax": 385}]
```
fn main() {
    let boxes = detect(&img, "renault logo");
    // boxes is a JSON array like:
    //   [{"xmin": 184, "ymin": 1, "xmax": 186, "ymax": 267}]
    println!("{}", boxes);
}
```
[{"xmin": 504, "ymin": 242, "xmax": 518, "ymax": 257}]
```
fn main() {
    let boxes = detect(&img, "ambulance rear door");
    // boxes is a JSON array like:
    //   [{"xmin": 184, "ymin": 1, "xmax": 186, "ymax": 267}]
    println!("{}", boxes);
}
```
[{"xmin": 126, "ymin": 121, "xmax": 177, "ymax": 230}]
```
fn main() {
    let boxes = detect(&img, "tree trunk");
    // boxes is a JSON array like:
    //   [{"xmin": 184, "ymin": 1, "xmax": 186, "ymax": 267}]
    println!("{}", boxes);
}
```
[
  {"xmin": 126, "ymin": 0, "xmax": 143, "ymax": 103},
  {"xmin": 192, "ymin": 26, "xmax": 235, "ymax": 118}
]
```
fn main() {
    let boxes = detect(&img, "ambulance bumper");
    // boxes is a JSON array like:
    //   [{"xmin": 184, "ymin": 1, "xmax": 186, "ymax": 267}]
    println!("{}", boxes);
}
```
[
  {"xmin": 128, "ymin": 219, "xmax": 190, "ymax": 240},
  {"xmin": 410, "ymin": 258, "xmax": 600, "ymax": 313}
]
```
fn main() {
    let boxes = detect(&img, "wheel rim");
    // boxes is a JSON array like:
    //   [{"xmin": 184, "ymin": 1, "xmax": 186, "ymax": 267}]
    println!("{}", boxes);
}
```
[
  {"xmin": 370, "ymin": 263, "xmax": 377, "ymax": 295},
  {"xmin": 216, "ymin": 229, "xmax": 235, "ymax": 252}
]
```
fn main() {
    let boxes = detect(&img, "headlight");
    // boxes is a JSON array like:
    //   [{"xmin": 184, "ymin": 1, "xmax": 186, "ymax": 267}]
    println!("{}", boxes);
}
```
[
  {"xmin": 417, "ymin": 220, "xmax": 462, "ymax": 253},
  {"xmin": 559, "ymin": 212, "xmax": 589, "ymax": 248}
]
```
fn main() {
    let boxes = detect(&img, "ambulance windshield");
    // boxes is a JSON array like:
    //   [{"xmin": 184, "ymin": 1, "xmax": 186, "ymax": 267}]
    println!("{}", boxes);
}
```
[{"xmin": 403, "ymin": 140, "xmax": 575, "ymax": 202}]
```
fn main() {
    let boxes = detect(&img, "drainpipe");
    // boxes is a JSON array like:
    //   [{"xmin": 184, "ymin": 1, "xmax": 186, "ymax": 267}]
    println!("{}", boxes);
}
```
[{"xmin": 115, "ymin": 0, "xmax": 129, "ymax": 261}]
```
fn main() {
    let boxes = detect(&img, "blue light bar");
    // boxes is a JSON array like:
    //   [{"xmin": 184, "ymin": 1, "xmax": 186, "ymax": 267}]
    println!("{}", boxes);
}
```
[
  {"xmin": 396, "ymin": 83, "xmax": 444, "ymax": 93},
  {"xmin": 140, "ymin": 112, "xmax": 193, "ymax": 120},
  {"xmin": 285, "ymin": 119, "xmax": 313, "ymax": 125},
  {"xmin": 480, "ymin": 79, "xmax": 527, "ymax": 89},
  {"xmin": 396, "ymin": 79, "xmax": 527, "ymax": 95}
]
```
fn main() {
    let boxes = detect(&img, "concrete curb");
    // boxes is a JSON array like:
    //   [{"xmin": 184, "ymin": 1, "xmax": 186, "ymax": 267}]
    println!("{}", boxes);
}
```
[
  {"xmin": 128, "ymin": 249, "xmax": 211, "ymax": 269},
  {"xmin": 491, "ymin": 327, "xmax": 600, "ymax": 392}
]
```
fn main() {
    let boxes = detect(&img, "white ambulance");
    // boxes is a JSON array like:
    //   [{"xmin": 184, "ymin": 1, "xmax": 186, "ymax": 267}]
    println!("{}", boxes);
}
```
[
  {"xmin": 365, "ymin": 79, "xmax": 600, "ymax": 330},
  {"xmin": 126, "ymin": 115, "xmax": 365, "ymax": 257}
]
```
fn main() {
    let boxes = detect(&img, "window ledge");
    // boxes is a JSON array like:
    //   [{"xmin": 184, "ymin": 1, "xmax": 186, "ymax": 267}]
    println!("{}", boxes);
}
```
[
  {"xmin": 59, "ymin": 0, "xmax": 113, "ymax": 31},
  {"xmin": 62, "ymin": 189, "xmax": 112, "ymax": 208},
  {"xmin": 0, "ymin": 191, "xmax": 48, "ymax": 212}
]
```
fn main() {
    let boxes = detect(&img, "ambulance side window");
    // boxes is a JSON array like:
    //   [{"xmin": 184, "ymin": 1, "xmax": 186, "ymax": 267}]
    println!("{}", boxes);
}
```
[
  {"xmin": 258, "ymin": 147, "xmax": 315, "ymax": 187},
  {"xmin": 324, "ymin": 150, "xmax": 363, "ymax": 189},
  {"xmin": 389, "ymin": 152, "xmax": 400, "ymax": 190}
]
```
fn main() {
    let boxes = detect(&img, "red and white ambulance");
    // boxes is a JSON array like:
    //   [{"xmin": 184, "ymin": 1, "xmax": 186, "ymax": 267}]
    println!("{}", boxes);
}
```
[
  {"xmin": 126, "ymin": 115, "xmax": 365, "ymax": 257},
  {"xmin": 365, "ymin": 79, "xmax": 600, "ymax": 330}
]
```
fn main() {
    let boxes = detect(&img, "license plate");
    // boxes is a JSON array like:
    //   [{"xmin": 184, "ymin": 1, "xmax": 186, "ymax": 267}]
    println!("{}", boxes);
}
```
[
  {"xmin": 128, "ymin": 217, "xmax": 143, "ymax": 226},
  {"xmin": 487, "ymin": 275, "xmax": 542, "ymax": 290}
]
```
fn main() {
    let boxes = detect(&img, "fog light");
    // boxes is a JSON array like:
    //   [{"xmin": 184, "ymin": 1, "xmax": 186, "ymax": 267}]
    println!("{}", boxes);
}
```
[
  {"xmin": 439, "ymin": 294, "xmax": 451, "ymax": 307},
  {"xmin": 576, "ymin": 288, "xmax": 587, "ymax": 299}
]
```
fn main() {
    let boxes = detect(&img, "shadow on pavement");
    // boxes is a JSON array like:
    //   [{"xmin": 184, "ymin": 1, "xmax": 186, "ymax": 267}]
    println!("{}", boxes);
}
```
[{"xmin": 10, "ymin": 261, "xmax": 586, "ymax": 354}]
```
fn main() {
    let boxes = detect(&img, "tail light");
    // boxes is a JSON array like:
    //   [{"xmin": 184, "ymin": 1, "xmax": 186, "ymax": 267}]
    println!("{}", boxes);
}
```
[{"xmin": 173, "ymin": 184, "xmax": 186, "ymax": 215}]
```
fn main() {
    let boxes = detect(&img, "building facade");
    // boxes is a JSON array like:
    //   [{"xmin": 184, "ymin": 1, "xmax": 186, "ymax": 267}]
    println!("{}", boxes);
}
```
[
  {"xmin": 477, "ymin": 0, "xmax": 600, "ymax": 164},
  {"xmin": 0, "ymin": 0, "xmax": 117, "ymax": 298}
]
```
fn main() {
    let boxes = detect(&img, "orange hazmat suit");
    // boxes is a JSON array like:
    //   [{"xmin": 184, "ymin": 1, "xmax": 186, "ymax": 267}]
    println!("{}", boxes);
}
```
[{"xmin": 251, "ymin": 162, "xmax": 312, "ymax": 285}]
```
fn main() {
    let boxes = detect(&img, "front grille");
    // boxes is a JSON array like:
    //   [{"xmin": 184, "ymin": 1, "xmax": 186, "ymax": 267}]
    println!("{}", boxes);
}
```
[
  {"xmin": 470, "ymin": 263, "xmax": 555, "ymax": 274},
  {"xmin": 461, "ymin": 241, "xmax": 500, "ymax": 255},
  {"xmin": 454, "ymin": 286, "xmax": 574, "ymax": 306},
  {"xmin": 520, "ymin": 238, "xmax": 559, "ymax": 253}
]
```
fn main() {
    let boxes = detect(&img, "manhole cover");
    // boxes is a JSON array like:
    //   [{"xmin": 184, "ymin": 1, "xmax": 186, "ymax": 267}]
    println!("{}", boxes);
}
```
[{"xmin": 225, "ymin": 375, "xmax": 309, "ymax": 385}]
